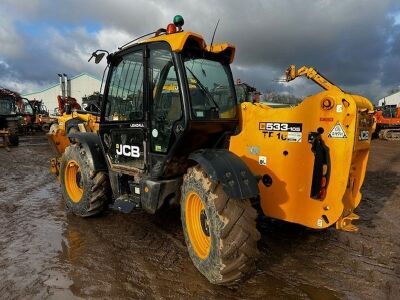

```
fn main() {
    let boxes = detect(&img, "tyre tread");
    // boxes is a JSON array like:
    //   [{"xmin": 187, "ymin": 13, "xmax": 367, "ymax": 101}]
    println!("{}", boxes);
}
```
[
  {"xmin": 182, "ymin": 166, "xmax": 260, "ymax": 285},
  {"xmin": 61, "ymin": 144, "xmax": 109, "ymax": 217}
]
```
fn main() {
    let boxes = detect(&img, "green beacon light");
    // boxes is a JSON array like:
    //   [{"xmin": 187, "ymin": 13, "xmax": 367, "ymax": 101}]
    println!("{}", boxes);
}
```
[{"xmin": 173, "ymin": 15, "xmax": 184, "ymax": 31}]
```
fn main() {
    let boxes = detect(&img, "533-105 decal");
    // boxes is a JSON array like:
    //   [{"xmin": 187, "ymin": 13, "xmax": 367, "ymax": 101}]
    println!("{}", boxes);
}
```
[
  {"xmin": 259, "ymin": 122, "xmax": 303, "ymax": 142},
  {"xmin": 259, "ymin": 122, "xmax": 302, "ymax": 132}
]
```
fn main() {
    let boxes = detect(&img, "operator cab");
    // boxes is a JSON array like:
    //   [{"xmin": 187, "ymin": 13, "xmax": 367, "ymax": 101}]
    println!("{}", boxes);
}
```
[
  {"xmin": 16, "ymin": 98, "xmax": 34, "ymax": 116},
  {"xmin": 0, "ymin": 96, "xmax": 16, "ymax": 116},
  {"xmin": 99, "ymin": 22, "xmax": 238, "ymax": 179},
  {"xmin": 381, "ymin": 105, "xmax": 398, "ymax": 119}
]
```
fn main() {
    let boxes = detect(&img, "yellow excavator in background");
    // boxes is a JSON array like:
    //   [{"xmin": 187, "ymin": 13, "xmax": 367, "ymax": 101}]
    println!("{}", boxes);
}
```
[
  {"xmin": 48, "ymin": 15, "xmax": 375, "ymax": 285},
  {"xmin": 48, "ymin": 111, "xmax": 99, "ymax": 175}
]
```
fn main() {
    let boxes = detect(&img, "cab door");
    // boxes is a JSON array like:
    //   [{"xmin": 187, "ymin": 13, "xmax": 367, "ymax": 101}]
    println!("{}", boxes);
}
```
[
  {"xmin": 99, "ymin": 46, "xmax": 148, "ymax": 173},
  {"xmin": 147, "ymin": 43, "xmax": 185, "ymax": 177}
]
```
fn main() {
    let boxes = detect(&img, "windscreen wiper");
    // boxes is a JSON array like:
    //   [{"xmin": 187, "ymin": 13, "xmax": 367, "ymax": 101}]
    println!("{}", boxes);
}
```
[{"xmin": 185, "ymin": 67, "xmax": 220, "ymax": 111}]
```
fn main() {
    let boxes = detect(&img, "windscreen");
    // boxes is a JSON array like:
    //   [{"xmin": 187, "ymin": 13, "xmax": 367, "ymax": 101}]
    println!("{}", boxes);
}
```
[
  {"xmin": 18, "ymin": 99, "xmax": 33, "ymax": 115},
  {"xmin": 0, "ymin": 98, "xmax": 15, "ymax": 115},
  {"xmin": 183, "ymin": 56, "xmax": 236, "ymax": 120}
]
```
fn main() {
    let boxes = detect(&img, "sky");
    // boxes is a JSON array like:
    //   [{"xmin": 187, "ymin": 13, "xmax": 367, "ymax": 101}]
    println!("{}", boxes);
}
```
[{"xmin": 0, "ymin": 0, "xmax": 399, "ymax": 102}]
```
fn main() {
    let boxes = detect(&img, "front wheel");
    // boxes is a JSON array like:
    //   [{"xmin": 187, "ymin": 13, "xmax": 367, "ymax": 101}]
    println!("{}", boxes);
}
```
[
  {"xmin": 60, "ymin": 144, "xmax": 110, "ymax": 217},
  {"xmin": 181, "ymin": 165, "xmax": 260, "ymax": 284}
]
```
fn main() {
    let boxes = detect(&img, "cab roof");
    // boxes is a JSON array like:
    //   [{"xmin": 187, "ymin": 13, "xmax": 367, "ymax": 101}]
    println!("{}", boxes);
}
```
[{"xmin": 140, "ymin": 31, "xmax": 236, "ymax": 63}]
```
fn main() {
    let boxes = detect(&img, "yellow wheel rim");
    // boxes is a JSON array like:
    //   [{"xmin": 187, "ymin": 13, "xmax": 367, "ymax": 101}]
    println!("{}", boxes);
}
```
[
  {"xmin": 64, "ymin": 160, "xmax": 83, "ymax": 203},
  {"xmin": 185, "ymin": 191, "xmax": 211, "ymax": 260}
]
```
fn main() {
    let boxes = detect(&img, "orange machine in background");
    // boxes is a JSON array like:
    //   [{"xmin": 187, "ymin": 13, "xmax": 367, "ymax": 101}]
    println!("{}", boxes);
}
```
[{"xmin": 374, "ymin": 105, "xmax": 400, "ymax": 140}]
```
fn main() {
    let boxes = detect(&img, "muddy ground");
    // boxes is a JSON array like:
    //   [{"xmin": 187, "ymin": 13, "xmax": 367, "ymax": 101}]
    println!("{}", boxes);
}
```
[{"xmin": 0, "ymin": 135, "xmax": 399, "ymax": 299}]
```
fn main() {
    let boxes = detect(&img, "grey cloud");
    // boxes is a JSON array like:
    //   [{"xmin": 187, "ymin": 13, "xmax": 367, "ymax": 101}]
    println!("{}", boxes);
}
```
[{"xmin": 0, "ymin": 0, "xmax": 399, "ymax": 101}]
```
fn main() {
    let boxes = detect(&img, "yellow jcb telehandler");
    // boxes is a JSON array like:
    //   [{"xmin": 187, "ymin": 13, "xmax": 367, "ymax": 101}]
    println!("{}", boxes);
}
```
[{"xmin": 48, "ymin": 15, "xmax": 375, "ymax": 284}]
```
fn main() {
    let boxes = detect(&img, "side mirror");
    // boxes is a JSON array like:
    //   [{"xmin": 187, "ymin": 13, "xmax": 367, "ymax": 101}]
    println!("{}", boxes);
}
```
[
  {"xmin": 88, "ymin": 50, "xmax": 109, "ymax": 64},
  {"xmin": 94, "ymin": 53, "xmax": 105, "ymax": 64}
]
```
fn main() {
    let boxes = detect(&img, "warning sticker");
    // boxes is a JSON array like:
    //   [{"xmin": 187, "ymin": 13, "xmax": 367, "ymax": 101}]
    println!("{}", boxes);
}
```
[
  {"xmin": 287, "ymin": 132, "xmax": 302, "ymax": 142},
  {"xmin": 259, "ymin": 156, "xmax": 267, "ymax": 166},
  {"xmin": 328, "ymin": 122, "xmax": 347, "ymax": 138},
  {"xmin": 359, "ymin": 130, "xmax": 369, "ymax": 141}
]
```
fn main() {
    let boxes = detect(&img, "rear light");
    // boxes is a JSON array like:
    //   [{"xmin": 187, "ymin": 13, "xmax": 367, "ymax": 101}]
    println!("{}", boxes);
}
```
[
  {"xmin": 320, "ymin": 176, "xmax": 327, "ymax": 188},
  {"xmin": 318, "ymin": 188, "xmax": 327, "ymax": 199},
  {"xmin": 309, "ymin": 132, "xmax": 330, "ymax": 200},
  {"xmin": 318, "ymin": 168, "xmax": 328, "ymax": 199}
]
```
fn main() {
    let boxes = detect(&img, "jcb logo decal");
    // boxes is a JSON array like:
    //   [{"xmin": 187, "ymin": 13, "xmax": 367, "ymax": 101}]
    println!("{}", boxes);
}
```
[{"xmin": 116, "ymin": 144, "xmax": 140, "ymax": 158}]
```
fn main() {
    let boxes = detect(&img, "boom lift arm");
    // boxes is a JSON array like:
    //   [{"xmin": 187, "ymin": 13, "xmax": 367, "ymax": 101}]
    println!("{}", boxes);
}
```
[{"xmin": 285, "ymin": 65, "xmax": 343, "ymax": 92}]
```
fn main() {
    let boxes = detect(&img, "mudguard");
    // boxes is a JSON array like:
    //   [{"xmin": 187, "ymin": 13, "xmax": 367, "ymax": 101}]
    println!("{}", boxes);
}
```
[
  {"xmin": 65, "ymin": 117, "xmax": 85, "ymax": 133},
  {"xmin": 189, "ymin": 149, "xmax": 259, "ymax": 200},
  {"xmin": 68, "ymin": 132, "xmax": 107, "ymax": 172}
]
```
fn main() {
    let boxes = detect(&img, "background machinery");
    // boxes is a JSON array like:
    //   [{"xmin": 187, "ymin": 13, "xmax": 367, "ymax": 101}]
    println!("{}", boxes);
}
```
[
  {"xmin": 55, "ymin": 73, "xmax": 82, "ymax": 115},
  {"xmin": 374, "ymin": 104, "xmax": 400, "ymax": 140},
  {"xmin": 28, "ymin": 99, "xmax": 57, "ymax": 132},
  {"xmin": 0, "ymin": 88, "xmax": 23, "ymax": 146},
  {"xmin": 48, "ymin": 16, "xmax": 375, "ymax": 284},
  {"xmin": 82, "ymin": 92, "xmax": 102, "ymax": 113},
  {"xmin": 235, "ymin": 80, "xmax": 258, "ymax": 103}
]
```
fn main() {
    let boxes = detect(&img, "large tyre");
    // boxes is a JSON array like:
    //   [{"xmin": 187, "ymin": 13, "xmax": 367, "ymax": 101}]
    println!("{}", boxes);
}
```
[
  {"xmin": 60, "ymin": 144, "xmax": 110, "ymax": 217},
  {"xmin": 181, "ymin": 165, "xmax": 260, "ymax": 284}
]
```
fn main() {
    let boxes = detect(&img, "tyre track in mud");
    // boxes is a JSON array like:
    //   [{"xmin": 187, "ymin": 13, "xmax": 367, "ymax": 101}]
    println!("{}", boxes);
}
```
[{"xmin": 0, "ymin": 136, "xmax": 399, "ymax": 299}]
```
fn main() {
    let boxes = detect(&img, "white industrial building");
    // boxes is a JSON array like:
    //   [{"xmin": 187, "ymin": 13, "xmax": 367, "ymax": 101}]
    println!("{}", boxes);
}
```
[
  {"xmin": 378, "ymin": 90, "xmax": 400, "ymax": 107},
  {"xmin": 22, "ymin": 73, "xmax": 102, "ymax": 113}
]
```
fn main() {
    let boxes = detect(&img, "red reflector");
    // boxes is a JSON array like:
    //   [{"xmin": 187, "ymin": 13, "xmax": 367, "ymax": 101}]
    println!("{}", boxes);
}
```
[
  {"xmin": 321, "ymin": 177, "xmax": 327, "ymax": 188},
  {"xmin": 318, "ymin": 188, "xmax": 327, "ymax": 199},
  {"xmin": 166, "ymin": 23, "xmax": 177, "ymax": 34}
]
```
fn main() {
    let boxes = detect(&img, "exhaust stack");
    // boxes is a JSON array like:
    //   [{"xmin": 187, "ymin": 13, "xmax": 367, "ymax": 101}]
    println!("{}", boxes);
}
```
[
  {"xmin": 58, "ymin": 74, "xmax": 65, "ymax": 99},
  {"xmin": 63, "ymin": 73, "xmax": 70, "ymax": 98}
]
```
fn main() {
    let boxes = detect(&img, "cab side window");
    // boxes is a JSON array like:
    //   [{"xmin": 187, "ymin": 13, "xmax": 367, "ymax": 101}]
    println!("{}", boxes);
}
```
[{"xmin": 106, "ymin": 51, "xmax": 144, "ymax": 121}]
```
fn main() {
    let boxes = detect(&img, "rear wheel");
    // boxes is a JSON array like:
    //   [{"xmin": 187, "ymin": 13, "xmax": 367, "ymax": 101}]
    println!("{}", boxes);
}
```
[
  {"xmin": 41, "ymin": 123, "xmax": 50, "ymax": 132},
  {"xmin": 60, "ymin": 144, "xmax": 110, "ymax": 217},
  {"xmin": 7, "ymin": 121, "xmax": 19, "ymax": 146},
  {"xmin": 181, "ymin": 165, "xmax": 260, "ymax": 284}
]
